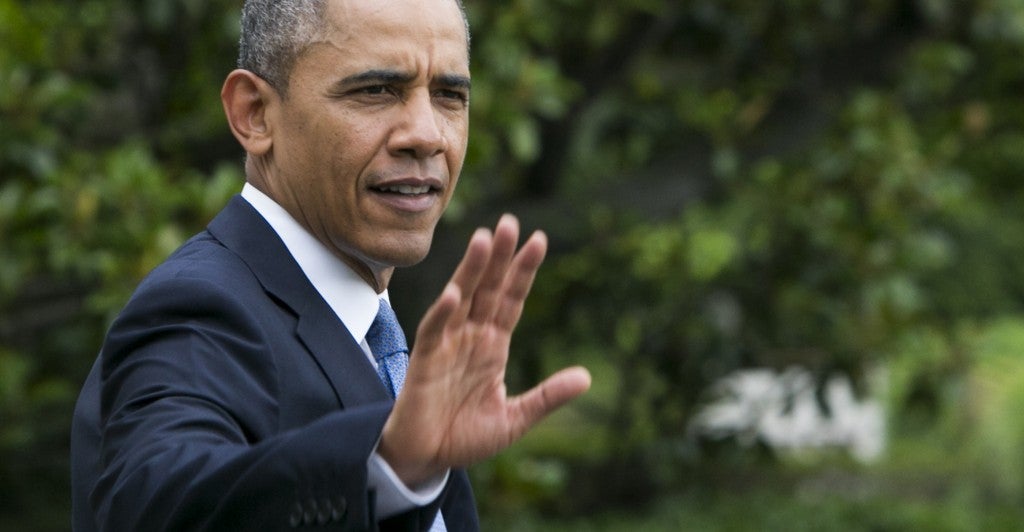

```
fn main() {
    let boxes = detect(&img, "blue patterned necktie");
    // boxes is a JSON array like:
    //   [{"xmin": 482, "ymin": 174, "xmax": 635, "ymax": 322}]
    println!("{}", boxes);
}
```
[
  {"xmin": 365, "ymin": 299, "xmax": 447, "ymax": 531},
  {"xmin": 366, "ymin": 299, "xmax": 409, "ymax": 397}
]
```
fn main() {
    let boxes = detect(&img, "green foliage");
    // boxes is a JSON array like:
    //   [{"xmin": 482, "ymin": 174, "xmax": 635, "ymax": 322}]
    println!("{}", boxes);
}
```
[
  {"xmin": 485, "ymin": 0, "xmax": 1024, "ymax": 520},
  {"xmin": 0, "ymin": 2, "xmax": 239, "ymax": 529},
  {"xmin": 7, "ymin": 0, "xmax": 1024, "ymax": 529},
  {"xmin": 958, "ymin": 318, "xmax": 1024, "ymax": 499},
  {"xmin": 482, "ymin": 473, "xmax": 1024, "ymax": 531}
]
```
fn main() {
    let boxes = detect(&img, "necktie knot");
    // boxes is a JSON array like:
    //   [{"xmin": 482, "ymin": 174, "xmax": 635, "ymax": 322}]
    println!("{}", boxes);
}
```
[{"xmin": 366, "ymin": 299, "xmax": 409, "ymax": 397}]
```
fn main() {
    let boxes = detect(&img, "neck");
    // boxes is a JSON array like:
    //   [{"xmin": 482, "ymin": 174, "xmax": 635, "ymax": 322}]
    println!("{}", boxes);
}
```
[
  {"xmin": 336, "ymin": 252, "xmax": 393, "ymax": 294},
  {"xmin": 244, "ymin": 166, "xmax": 394, "ymax": 293}
]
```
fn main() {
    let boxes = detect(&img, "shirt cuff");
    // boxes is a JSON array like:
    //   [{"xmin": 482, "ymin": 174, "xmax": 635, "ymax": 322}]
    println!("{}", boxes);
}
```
[{"xmin": 367, "ymin": 449, "xmax": 450, "ymax": 519}]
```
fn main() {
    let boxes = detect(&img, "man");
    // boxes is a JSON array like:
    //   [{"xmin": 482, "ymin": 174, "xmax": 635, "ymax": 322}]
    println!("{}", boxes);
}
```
[{"xmin": 70, "ymin": 0, "xmax": 591, "ymax": 530}]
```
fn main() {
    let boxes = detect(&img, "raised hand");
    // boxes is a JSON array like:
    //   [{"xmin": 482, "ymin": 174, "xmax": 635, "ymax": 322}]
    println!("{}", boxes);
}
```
[{"xmin": 378, "ymin": 214, "xmax": 592, "ymax": 486}]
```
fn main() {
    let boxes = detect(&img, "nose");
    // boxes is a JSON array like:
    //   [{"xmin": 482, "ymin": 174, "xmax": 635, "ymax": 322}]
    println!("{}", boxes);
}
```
[{"xmin": 388, "ymin": 90, "xmax": 446, "ymax": 159}]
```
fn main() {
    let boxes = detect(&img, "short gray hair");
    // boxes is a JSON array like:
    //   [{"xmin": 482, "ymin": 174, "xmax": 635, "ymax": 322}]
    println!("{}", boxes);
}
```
[
  {"xmin": 237, "ymin": 0, "xmax": 470, "ymax": 94},
  {"xmin": 237, "ymin": 0, "xmax": 328, "ymax": 93}
]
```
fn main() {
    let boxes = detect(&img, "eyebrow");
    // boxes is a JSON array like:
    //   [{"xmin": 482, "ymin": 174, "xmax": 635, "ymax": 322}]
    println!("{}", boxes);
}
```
[
  {"xmin": 437, "ymin": 73, "xmax": 472, "ymax": 91},
  {"xmin": 331, "ymin": 69, "xmax": 471, "ymax": 91}
]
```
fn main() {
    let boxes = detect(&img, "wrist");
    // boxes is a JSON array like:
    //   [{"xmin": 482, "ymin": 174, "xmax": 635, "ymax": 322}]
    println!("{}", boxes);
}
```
[{"xmin": 378, "ymin": 417, "xmax": 443, "ymax": 487}]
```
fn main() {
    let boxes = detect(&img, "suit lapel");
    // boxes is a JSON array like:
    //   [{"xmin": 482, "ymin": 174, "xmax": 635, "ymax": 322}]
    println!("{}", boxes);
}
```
[{"xmin": 207, "ymin": 195, "xmax": 392, "ymax": 407}]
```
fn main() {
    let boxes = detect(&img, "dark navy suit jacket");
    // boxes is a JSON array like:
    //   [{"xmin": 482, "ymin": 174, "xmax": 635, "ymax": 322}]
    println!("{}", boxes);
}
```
[{"xmin": 71, "ymin": 196, "xmax": 478, "ymax": 531}]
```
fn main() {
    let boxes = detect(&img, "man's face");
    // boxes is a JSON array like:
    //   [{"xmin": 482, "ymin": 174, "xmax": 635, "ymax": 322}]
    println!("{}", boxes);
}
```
[{"xmin": 264, "ymin": 0, "xmax": 470, "ymax": 286}]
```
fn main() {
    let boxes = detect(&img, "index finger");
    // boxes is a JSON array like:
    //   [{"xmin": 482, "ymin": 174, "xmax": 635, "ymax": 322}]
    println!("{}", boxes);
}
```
[
  {"xmin": 467, "ymin": 214, "xmax": 519, "ymax": 323},
  {"xmin": 494, "ymin": 230, "xmax": 547, "ymax": 331},
  {"xmin": 447, "ymin": 227, "xmax": 493, "ymax": 304}
]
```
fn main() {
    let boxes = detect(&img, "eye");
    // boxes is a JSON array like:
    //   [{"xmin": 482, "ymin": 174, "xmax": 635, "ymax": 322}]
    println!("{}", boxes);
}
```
[
  {"xmin": 435, "ymin": 89, "xmax": 469, "ymax": 107},
  {"xmin": 358, "ymin": 85, "xmax": 392, "ymax": 96}
]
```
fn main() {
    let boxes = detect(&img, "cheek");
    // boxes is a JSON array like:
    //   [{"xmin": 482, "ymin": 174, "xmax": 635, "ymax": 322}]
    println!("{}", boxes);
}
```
[
  {"xmin": 445, "ymin": 151, "xmax": 465, "ymax": 184},
  {"xmin": 444, "ymin": 118, "xmax": 469, "ymax": 166},
  {"xmin": 338, "ymin": 124, "xmax": 392, "ymax": 176}
]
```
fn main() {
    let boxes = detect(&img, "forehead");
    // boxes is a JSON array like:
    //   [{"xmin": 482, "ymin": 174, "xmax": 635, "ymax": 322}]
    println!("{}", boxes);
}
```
[{"xmin": 318, "ymin": 0, "xmax": 469, "ymax": 70}]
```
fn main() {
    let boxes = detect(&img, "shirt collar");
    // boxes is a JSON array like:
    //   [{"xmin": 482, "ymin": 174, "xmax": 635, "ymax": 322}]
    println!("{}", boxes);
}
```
[{"xmin": 240, "ymin": 183, "xmax": 385, "ymax": 345}]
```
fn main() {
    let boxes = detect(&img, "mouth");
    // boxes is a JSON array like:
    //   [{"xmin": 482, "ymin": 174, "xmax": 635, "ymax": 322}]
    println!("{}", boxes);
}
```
[
  {"xmin": 370, "ymin": 175, "xmax": 445, "ymax": 196},
  {"xmin": 373, "ymin": 184, "xmax": 437, "ymax": 195},
  {"xmin": 368, "ymin": 177, "xmax": 445, "ymax": 213}
]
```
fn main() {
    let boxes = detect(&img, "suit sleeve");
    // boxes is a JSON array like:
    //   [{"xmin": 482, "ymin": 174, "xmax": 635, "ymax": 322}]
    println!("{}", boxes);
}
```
[{"xmin": 90, "ymin": 274, "xmax": 399, "ymax": 531}]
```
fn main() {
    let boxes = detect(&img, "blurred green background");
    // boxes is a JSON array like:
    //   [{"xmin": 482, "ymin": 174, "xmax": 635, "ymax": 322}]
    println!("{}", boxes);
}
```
[{"xmin": 5, "ymin": 0, "xmax": 1024, "ymax": 529}]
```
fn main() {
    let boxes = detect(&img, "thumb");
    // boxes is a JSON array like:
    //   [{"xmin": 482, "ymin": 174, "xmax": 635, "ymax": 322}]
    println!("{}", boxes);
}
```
[{"xmin": 509, "ymin": 366, "xmax": 592, "ymax": 436}]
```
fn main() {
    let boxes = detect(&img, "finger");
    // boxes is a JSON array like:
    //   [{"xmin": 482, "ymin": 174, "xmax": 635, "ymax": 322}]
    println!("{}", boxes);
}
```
[
  {"xmin": 507, "ymin": 366, "xmax": 592, "ymax": 438},
  {"xmin": 413, "ymin": 282, "xmax": 462, "ymax": 355},
  {"xmin": 444, "ymin": 228, "xmax": 493, "ymax": 322},
  {"xmin": 414, "ymin": 226, "xmax": 494, "ymax": 358},
  {"xmin": 494, "ymin": 230, "xmax": 547, "ymax": 331},
  {"xmin": 468, "ymin": 214, "xmax": 519, "ymax": 322}
]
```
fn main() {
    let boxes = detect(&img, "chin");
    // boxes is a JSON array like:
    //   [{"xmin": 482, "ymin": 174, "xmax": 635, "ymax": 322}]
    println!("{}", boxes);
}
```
[
  {"xmin": 391, "ymin": 248, "xmax": 432, "ymax": 268},
  {"xmin": 376, "ymin": 236, "xmax": 433, "ymax": 269}
]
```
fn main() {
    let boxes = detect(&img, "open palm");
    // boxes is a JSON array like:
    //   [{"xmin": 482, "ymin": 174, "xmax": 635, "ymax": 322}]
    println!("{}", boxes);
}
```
[{"xmin": 379, "ymin": 215, "xmax": 591, "ymax": 486}]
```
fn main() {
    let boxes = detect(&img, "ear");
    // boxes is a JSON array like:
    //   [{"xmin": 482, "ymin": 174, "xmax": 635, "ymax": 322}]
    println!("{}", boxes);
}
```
[{"xmin": 221, "ymin": 69, "xmax": 278, "ymax": 156}]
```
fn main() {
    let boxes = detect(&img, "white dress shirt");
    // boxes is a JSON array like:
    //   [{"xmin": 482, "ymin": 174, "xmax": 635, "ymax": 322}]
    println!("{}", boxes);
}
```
[{"xmin": 241, "ymin": 183, "xmax": 448, "ymax": 519}]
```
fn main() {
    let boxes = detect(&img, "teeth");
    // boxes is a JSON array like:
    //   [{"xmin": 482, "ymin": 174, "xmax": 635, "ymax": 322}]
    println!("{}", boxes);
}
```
[{"xmin": 380, "ymin": 185, "xmax": 431, "ymax": 194}]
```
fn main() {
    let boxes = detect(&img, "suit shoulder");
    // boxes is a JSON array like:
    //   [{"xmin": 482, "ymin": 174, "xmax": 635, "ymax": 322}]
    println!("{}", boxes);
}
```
[
  {"xmin": 111, "ymin": 230, "xmax": 276, "ymax": 329},
  {"xmin": 140, "ymin": 231, "xmax": 259, "ymax": 295}
]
